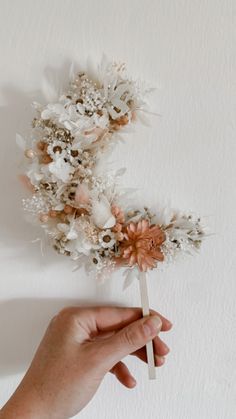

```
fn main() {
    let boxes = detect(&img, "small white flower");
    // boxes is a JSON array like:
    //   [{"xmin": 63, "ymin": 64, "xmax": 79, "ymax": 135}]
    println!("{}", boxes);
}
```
[
  {"xmin": 67, "ymin": 145, "xmax": 83, "ymax": 165},
  {"xmin": 41, "ymin": 103, "xmax": 66, "ymax": 121},
  {"xmin": 48, "ymin": 156, "xmax": 75, "ymax": 183},
  {"xmin": 47, "ymin": 140, "xmax": 67, "ymax": 160},
  {"xmin": 57, "ymin": 221, "xmax": 78, "ymax": 240},
  {"xmin": 90, "ymin": 251, "xmax": 105, "ymax": 269},
  {"xmin": 98, "ymin": 229, "xmax": 116, "ymax": 249},
  {"xmin": 65, "ymin": 234, "xmax": 92, "ymax": 256},
  {"xmin": 58, "ymin": 216, "xmax": 100, "ymax": 257}
]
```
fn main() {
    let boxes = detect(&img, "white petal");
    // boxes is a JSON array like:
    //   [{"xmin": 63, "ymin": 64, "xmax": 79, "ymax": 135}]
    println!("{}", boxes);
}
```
[
  {"xmin": 102, "ymin": 215, "xmax": 116, "ymax": 229},
  {"xmin": 67, "ymin": 230, "xmax": 78, "ymax": 240},
  {"xmin": 16, "ymin": 133, "xmax": 26, "ymax": 150},
  {"xmin": 122, "ymin": 268, "xmax": 138, "ymax": 290},
  {"xmin": 115, "ymin": 167, "xmax": 126, "ymax": 177},
  {"xmin": 91, "ymin": 195, "xmax": 116, "ymax": 229},
  {"xmin": 54, "ymin": 203, "xmax": 65, "ymax": 211},
  {"xmin": 41, "ymin": 78, "xmax": 59, "ymax": 103}
]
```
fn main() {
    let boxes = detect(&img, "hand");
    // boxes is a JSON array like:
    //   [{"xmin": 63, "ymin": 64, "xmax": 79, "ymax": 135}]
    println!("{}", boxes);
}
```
[{"xmin": 0, "ymin": 306, "xmax": 172, "ymax": 419}]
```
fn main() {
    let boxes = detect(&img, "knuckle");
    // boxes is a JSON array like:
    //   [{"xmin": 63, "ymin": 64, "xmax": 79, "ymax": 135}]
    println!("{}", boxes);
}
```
[
  {"xmin": 122, "ymin": 327, "xmax": 137, "ymax": 346},
  {"xmin": 55, "ymin": 307, "xmax": 78, "ymax": 329},
  {"xmin": 48, "ymin": 314, "xmax": 57, "ymax": 328}
]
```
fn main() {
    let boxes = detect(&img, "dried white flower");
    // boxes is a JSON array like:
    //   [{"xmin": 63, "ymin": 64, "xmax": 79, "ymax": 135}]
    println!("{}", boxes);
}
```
[
  {"xmin": 18, "ymin": 57, "xmax": 205, "ymax": 286},
  {"xmin": 98, "ymin": 229, "xmax": 116, "ymax": 249},
  {"xmin": 47, "ymin": 140, "xmax": 67, "ymax": 160},
  {"xmin": 48, "ymin": 156, "xmax": 75, "ymax": 182}
]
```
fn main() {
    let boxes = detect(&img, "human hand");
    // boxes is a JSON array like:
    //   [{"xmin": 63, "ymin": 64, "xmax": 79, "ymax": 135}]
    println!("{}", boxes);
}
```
[{"xmin": 0, "ymin": 306, "xmax": 172, "ymax": 419}]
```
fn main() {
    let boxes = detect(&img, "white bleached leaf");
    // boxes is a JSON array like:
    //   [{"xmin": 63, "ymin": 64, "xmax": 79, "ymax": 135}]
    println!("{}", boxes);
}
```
[
  {"xmin": 115, "ymin": 167, "xmax": 126, "ymax": 177},
  {"xmin": 53, "ymin": 203, "xmax": 65, "ymax": 211},
  {"xmin": 32, "ymin": 101, "xmax": 43, "ymax": 111},
  {"xmin": 16, "ymin": 133, "xmax": 26, "ymax": 150},
  {"xmin": 102, "ymin": 216, "xmax": 116, "ymax": 229},
  {"xmin": 69, "ymin": 61, "xmax": 77, "ymax": 82},
  {"xmin": 122, "ymin": 267, "xmax": 139, "ymax": 290},
  {"xmin": 91, "ymin": 195, "xmax": 116, "ymax": 229},
  {"xmin": 41, "ymin": 77, "xmax": 59, "ymax": 103}
]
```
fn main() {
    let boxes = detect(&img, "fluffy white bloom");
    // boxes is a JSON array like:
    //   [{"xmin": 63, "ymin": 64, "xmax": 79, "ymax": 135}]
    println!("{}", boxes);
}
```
[
  {"xmin": 58, "ymin": 215, "xmax": 100, "ymax": 257},
  {"xmin": 41, "ymin": 103, "xmax": 66, "ymax": 121},
  {"xmin": 48, "ymin": 156, "xmax": 75, "ymax": 182},
  {"xmin": 26, "ymin": 161, "xmax": 44, "ymax": 185}
]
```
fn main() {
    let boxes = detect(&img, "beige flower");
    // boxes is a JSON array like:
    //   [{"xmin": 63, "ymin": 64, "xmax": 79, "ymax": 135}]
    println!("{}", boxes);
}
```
[{"xmin": 115, "ymin": 219, "xmax": 166, "ymax": 272}]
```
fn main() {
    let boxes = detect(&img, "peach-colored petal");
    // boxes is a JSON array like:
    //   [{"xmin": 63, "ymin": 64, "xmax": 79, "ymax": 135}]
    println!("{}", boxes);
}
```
[
  {"xmin": 114, "ymin": 219, "xmax": 166, "ymax": 271},
  {"xmin": 75, "ymin": 183, "xmax": 90, "ymax": 205},
  {"xmin": 18, "ymin": 174, "xmax": 35, "ymax": 193}
]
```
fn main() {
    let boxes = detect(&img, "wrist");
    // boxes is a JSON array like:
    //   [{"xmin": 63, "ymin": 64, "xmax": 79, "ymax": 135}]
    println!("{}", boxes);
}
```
[{"xmin": 0, "ymin": 380, "xmax": 48, "ymax": 419}]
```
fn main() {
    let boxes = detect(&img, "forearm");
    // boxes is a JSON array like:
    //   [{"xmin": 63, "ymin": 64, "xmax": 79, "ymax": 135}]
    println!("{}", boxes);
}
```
[{"xmin": 0, "ymin": 378, "xmax": 47, "ymax": 419}]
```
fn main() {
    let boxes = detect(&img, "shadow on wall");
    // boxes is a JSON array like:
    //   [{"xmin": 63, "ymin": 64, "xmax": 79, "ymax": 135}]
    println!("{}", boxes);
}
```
[
  {"xmin": 0, "ymin": 298, "xmax": 113, "ymax": 376},
  {"xmin": 0, "ymin": 60, "xmax": 77, "ymax": 263}
]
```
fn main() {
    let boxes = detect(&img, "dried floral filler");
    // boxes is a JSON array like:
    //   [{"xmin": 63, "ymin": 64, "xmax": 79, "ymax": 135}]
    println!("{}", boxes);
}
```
[{"xmin": 17, "ymin": 58, "xmax": 205, "ymax": 379}]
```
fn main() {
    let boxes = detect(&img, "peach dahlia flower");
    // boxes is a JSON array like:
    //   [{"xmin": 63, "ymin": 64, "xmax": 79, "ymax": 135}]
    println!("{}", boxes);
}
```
[{"xmin": 115, "ymin": 219, "xmax": 166, "ymax": 272}]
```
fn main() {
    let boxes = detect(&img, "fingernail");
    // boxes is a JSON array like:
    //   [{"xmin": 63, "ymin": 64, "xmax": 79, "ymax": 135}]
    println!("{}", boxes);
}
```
[
  {"xmin": 143, "ymin": 316, "xmax": 162, "ymax": 336},
  {"xmin": 155, "ymin": 355, "xmax": 165, "ymax": 365},
  {"xmin": 163, "ymin": 343, "xmax": 170, "ymax": 353},
  {"xmin": 167, "ymin": 320, "xmax": 173, "ymax": 328},
  {"xmin": 129, "ymin": 377, "xmax": 137, "ymax": 387}
]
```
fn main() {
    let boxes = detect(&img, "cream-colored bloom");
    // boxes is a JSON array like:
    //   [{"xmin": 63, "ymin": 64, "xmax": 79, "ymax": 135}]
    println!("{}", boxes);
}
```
[
  {"xmin": 98, "ymin": 229, "xmax": 116, "ymax": 249},
  {"xmin": 48, "ymin": 156, "xmax": 75, "ymax": 183}
]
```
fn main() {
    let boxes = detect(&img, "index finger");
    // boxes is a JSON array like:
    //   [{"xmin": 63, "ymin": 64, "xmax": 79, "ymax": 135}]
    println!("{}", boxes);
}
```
[{"xmin": 59, "ymin": 306, "xmax": 172, "ymax": 334}]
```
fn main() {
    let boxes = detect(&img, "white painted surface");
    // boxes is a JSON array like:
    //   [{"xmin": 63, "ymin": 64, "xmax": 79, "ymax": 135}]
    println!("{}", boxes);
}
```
[{"xmin": 0, "ymin": 1, "xmax": 235, "ymax": 418}]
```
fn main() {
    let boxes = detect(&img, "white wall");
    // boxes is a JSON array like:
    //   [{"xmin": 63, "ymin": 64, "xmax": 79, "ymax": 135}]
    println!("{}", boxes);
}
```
[{"xmin": 0, "ymin": 1, "xmax": 235, "ymax": 418}]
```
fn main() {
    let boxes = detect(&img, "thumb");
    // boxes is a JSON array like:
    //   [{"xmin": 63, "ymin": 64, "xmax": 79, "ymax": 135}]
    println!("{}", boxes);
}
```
[{"xmin": 99, "ymin": 315, "xmax": 162, "ymax": 370}]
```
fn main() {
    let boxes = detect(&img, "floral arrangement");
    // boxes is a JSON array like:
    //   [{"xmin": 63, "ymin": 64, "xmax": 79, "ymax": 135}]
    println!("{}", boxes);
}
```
[{"xmin": 17, "ymin": 57, "xmax": 205, "ymax": 378}]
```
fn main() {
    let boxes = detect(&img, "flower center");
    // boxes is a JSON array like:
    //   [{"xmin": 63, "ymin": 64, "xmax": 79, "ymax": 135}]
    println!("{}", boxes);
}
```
[
  {"xmin": 53, "ymin": 146, "xmax": 62, "ymax": 153},
  {"xmin": 103, "ymin": 234, "xmax": 111, "ymax": 243},
  {"xmin": 71, "ymin": 150, "xmax": 79, "ymax": 157}
]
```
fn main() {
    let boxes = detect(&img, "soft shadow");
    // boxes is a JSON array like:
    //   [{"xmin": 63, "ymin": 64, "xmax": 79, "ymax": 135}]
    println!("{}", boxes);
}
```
[
  {"xmin": 0, "ymin": 60, "xmax": 76, "ymax": 266},
  {"xmin": 0, "ymin": 297, "xmax": 122, "ymax": 376}
]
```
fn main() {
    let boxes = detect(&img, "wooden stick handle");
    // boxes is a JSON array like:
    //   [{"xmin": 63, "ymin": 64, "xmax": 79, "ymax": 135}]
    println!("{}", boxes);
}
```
[{"xmin": 138, "ymin": 271, "xmax": 156, "ymax": 380}]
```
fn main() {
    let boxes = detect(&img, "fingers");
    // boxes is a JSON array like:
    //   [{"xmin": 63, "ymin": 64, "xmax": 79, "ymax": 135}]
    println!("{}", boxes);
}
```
[
  {"xmin": 96, "ymin": 315, "xmax": 162, "ymax": 370},
  {"xmin": 153, "ymin": 335, "xmax": 170, "ymax": 355},
  {"xmin": 132, "ymin": 335, "xmax": 169, "ymax": 359},
  {"xmin": 150, "ymin": 310, "xmax": 172, "ymax": 332},
  {"xmin": 55, "ymin": 306, "xmax": 172, "ymax": 337},
  {"xmin": 132, "ymin": 348, "xmax": 166, "ymax": 367},
  {"xmin": 130, "ymin": 329, "xmax": 170, "ymax": 368},
  {"xmin": 110, "ymin": 361, "xmax": 136, "ymax": 389}
]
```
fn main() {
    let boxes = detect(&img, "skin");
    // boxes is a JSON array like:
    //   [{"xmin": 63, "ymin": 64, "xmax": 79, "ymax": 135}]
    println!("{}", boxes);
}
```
[{"xmin": 0, "ymin": 306, "xmax": 172, "ymax": 419}]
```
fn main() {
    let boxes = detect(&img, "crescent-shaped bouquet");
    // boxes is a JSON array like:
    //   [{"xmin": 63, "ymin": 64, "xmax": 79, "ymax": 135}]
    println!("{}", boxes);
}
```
[{"xmin": 17, "ymin": 57, "xmax": 206, "ymax": 378}]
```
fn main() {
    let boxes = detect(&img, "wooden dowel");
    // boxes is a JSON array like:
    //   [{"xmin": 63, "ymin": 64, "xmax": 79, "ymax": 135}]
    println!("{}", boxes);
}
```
[{"xmin": 138, "ymin": 271, "xmax": 156, "ymax": 380}]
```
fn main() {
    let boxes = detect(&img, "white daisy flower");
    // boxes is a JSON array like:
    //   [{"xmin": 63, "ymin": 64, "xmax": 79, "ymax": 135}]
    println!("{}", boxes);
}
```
[
  {"xmin": 98, "ymin": 229, "xmax": 116, "ymax": 249},
  {"xmin": 47, "ymin": 140, "xmax": 67, "ymax": 160}
]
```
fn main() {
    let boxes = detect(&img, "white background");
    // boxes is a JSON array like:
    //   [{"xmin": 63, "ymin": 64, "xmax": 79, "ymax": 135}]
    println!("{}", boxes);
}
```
[{"xmin": 0, "ymin": 1, "xmax": 235, "ymax": 418}]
